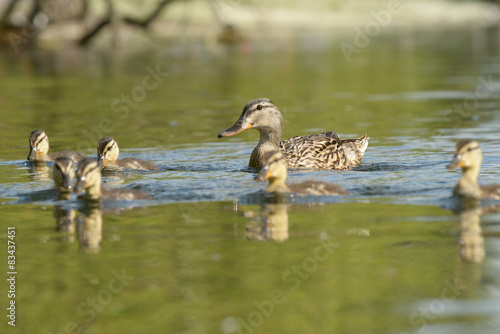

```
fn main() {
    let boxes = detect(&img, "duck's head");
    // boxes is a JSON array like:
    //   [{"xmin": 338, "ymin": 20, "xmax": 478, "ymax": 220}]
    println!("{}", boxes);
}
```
[
  {"xmin": 53, "ymin": 157, "xmax": 75, "ymax": 192},
  {"xmin": 74, "ymin": 158, "xmax": 102, "ymax": 196},
  {"xmin": 97, "ymin": 137, "xmax": 119, "ymax": 168},
  {"xmin": 27, "ymin": 130, "xmax": 49, "ymax": 161},
  {"xmin": 447, "ymin": 139, "xmax": 482, "ymax": 170},
  {"xmin": 218, "ymin": 98, "xmax": 283, "ymax": 138},
  {"xmin": 255, "ymin": 151, "xmax": 288, "ymax": 183}
]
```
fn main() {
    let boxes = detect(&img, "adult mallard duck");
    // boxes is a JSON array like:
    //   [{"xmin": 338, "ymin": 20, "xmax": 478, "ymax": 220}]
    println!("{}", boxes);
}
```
[
  {"xmin": 447, "ymin": 139, "xmax": 500, "ymax": 199},
  {"xmin": 27, "ymin": 130, "xmax": 86, "ymax": 162},
  {"xmin": 255, "ymin": 151, "xmax": 349, "ymax": 195},
  {"xmin": 218, "ymin": 98, "xmax": 368, "ymax": 169},
  {"xmin": 97, "ymin": 137, "xmax": 158, "ymax": 171},
  {"xmin": 74, "ymin": 158, "xmax": 151, "ymax": 201}
]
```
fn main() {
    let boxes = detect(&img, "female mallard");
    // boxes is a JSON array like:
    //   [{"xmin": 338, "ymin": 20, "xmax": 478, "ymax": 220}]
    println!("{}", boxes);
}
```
[
  {"xmin": 447, "ymin": 139, "xmax": 500, "ymax": 199},
  {"xmin": 74, "ymin": 158, "xmax": 151, "ymax": 201},
  {"xmin": 255, "ymin": 151, "xmax": 349, "ymax": 195},
  {"xmin": 218, "ymin": 98, "xmax": 368, "ymax": 169},
  {"xmin": 27, "ymin": 130, "xmax": 86, "ymax": 162},
  {"xmin": 97, "ymin": 137, "xmax": 158, "ymax": 171}
]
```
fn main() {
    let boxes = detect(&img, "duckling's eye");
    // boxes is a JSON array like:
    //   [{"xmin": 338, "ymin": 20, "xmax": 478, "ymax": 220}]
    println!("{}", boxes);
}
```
[{"xmin": 256, "ymin": 105, "xmax": 263, "ymax": 110}]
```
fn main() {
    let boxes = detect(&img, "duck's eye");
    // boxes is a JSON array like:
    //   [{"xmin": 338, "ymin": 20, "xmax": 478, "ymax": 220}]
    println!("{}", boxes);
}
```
[{"xmin": 256, "ymin": 105, "xmax": 263, "ymax": 110}]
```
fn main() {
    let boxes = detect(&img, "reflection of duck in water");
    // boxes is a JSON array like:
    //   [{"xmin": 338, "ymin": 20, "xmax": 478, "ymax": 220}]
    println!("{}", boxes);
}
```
[
  {"xmin": 245, "ymin": 204, "xmax": 289, "ymax": 242},
  {"xmin": 447, "ymin": 139, "xmax": 500, "ymax": 200},
  {"xmin": 97, "ymin": 137, "xmax": 158, "ymax": 171},
  {"xmin": 218, "ymin": 98, "xmax": 368, "ymax": 169},
  {"xmin": 74, "ymin": 158, "xmax": 151, "ymax": 201},
  {"xmin": 77, "ymin": 206, "xmax": 103, "ymax": 253},
  {"xmin": 27, "ymin": 130, "xmax": 86, "ymax": 162},
  {"xmin": 52, "ymin": 157, "xmax": 76, "ymax": 236},
  {"xmin": 255, "ymin": 151, "xmax": 349, "ymax": 195},
  {"xmin": 457, "ymin": 207, "xmax": 484, "ymax": 263}
]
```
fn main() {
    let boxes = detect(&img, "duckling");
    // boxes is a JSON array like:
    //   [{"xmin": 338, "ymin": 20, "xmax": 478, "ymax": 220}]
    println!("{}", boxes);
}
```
[
  {"xmin": 74, "ymin": 158, "xmax": 151, "ymax": 201},
  {"xmin": 27, "ymin": 130, "xmax": 86, "ymax": 162},
  {"xmin": 53, "ymin": 157, "xmax": 75, "ymax": 195},
  {"xmin": 447, "ymin": 139, "xmax": 500, "ymax": 199},
  {"xmin": 218, "ymin": 98, "xmax": 368, "ymax": 169},
  {"xmin": 255, "ymin": 151, "xmax": 349, "ymax": 195},
  {"xmin": 97, "ymin": 137, "xmax": 158, "ymax": 171}
]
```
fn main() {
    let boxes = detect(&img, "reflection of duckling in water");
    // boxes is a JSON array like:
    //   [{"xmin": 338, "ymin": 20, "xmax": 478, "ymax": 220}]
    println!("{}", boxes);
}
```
[
  {"xmin": 27, "ymin": 130, "xmax": 86, "ymax": 162},
  {"xmin": 245, "ymin": 204, "xmax": 289, "ymax": 242},
  {"xmin": 458, "ymin": 207, "xmax": 484, "ymax": 263},
  {"xmin": 255, "ymin": 151, "xmax": 349, "ymax": 195},
  {"xmin": 52, "ymin": 157, "xmax": 76, "ymax": 236},
  {"xmin": 74, "ymin": 158, "xmax": 151, "ymax": 201},
  {"xmin": 447, "ymin": 139, "xmax": 500, "ymax": 200},
  {"xmin": 97, "ymin": 137, "xmax": 158, "ymax": 171},
  {"xmin": 77, "ymin": 206, "xmax": 103, "ymax": 253}
]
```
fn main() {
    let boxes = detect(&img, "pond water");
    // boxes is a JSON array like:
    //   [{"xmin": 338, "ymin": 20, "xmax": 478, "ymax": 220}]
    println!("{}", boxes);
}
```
[{"xmin": 1, "ymin": 24, "xmax": 500, "ymax": 334}]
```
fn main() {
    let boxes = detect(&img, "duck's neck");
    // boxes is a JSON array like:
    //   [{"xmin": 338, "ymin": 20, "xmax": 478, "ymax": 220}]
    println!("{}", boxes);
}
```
[
  {"xmin": 249, "ymin": 128, "xmax": 282, "ymax": 168},
  {"xmin": 266, "ymin": 177, "xmax": 289, "ymax": 193},
  {"xmin": 85, "ymin": 182, "xmax": 102, "ymax": 200},
  {"xmin": 455, "ymin": 166, "xmax": 481, "ymax": 198}
]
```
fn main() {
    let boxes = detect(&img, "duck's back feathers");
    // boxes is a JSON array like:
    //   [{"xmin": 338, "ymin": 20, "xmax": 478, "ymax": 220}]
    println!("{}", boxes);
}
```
[
  {"xmin": 50, "ymin": 150, "xmax": 87, "ymax": 162},
  {"xmin": 288, "ymin": 180, "xmax": 349, "ymax": 196},
  {"xmin": 101, "ymin": 188, "xmax": 151, "ymax": 200},
  {"xmin": 480, "ymin": 184, "xmax": 500, "ymax": 200},
  {"xmin": 108, "ymin": 158, "xmax": 159, "ymax": 171},
  {"xmin": 279, "ymin": 132, "xmax": 368, "ymax": 169}
]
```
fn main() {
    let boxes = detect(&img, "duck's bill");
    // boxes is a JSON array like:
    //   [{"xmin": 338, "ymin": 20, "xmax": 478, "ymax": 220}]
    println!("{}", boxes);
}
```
[
  {"xmin": 97, "ymin": 156, "xmax": 106, "ymax": 168},
  {"xmin": 218, "ymin": 121, "xmax": 252, "ymax": 138},
  {"xmin": 74, "ymin": 178, "xmax": 85, "ymax": 193},
  {"xmin": 255, "ymin": 165, "xmax": 272, "ymax": 181},
  {"xmin": 61, "ymin": 174, "xmax": 73, "ymax": 190},
  {"xmin": 446, "ymin": 156, "xmax": 464, "ymax": 169},
  {"xmin": 27, "ymin": 147, "xmax": 37, "ymax": 161}
]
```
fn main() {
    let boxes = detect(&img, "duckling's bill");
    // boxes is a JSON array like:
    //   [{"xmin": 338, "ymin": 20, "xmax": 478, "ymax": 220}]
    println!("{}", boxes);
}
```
[
  {"xmin": 447, "ymin": 155, "xmax": 464, "ymax": 169},
  {"xmin": 255, "ymin": 165, "xmax": 272, "ymax": 181}
]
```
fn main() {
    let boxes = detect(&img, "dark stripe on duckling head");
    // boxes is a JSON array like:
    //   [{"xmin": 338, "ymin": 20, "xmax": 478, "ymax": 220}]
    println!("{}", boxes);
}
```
[
  {"xmin": 29, "ymin": 130, "xmax": 47, "ymax": 146},
  {"xmin": 77, "ymin": 158, "xmax": 100, "ymax": 177},
  {"xmin": 97, "ymin": 137, "xmax": 115, "ymax": 155},
  {"xmin": 455, "ymin": 139, "xmax": 478, "ymax": 153}
]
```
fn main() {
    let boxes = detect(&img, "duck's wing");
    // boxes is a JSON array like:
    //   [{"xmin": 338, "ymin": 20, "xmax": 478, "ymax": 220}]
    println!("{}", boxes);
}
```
[
  {"xmin": 288, "ymin": 180, "xmax": 349, "ymax": 195},
  {"xmin": 480, "ymin": 184, "xmax": 500, "ymax": 200},
  {"xmin": 279, "ymin": 132, "xmax": 368, "ymax": 169}
]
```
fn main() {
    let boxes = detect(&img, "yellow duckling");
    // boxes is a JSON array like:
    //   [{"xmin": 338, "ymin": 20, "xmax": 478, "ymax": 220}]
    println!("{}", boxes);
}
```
[
  {"xmin": 74, "ymin": 158, "xmax": 151, "ymax": 201},
  {"xmin": 447, "ymin": 139, "xmax": 500, "ymax": 199},
  {"xmin": 255, "ymin": 151, "xmax": 349, "ymax": 195},
  {"xmin": 218, "ymin": 98, "xmax": 368, "ymax": 169},
  {"xmin": 27, "ymin": 130, "xmax": 86, "ymax": 162},
  {"xmin": 97, "ymin": 137, "xmax": 158, "ymax": 171}
]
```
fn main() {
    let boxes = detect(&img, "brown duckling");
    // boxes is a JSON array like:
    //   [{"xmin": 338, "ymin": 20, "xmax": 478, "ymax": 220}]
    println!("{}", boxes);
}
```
[
  {"xmin": 97, "ymin": 137, "xmax": 158, "ymax": 171},
  {"xmin": 255, "ymin": 151, "xmax": 349, "ymax": 195},
  {"xmin": 27, "ymin": 130, "xmax": 86, "ymax": 162},
  {"xmin": 447, "ymin": 139, "xmax": 500, "ymax": 199},
  {"xmin": 74, "ymin": 158, "xmax": 151, "ymax": 201},
  {"xmin": 218, "ymin": 98, "xmax": 368, "ymax": 169},
  {"xmin": 53, "ymin": 157, "xmax": 75, "ymax": 194}
]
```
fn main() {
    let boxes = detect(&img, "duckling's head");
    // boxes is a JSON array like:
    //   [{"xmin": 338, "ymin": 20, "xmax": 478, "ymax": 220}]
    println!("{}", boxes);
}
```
[
  {"xmin": 255, "ymin": 151, "xmax": 288, "ymax": 183},
  {"xmin": 53, "ymin": 157, "xmax": 75, "ymax": 192},
  {"xmin": 27, "ymin": 130, "xmax": 49, "ymax": 161},
  {"xmin": 447, "ymin": 139, "xmax": 482, "ymax": 170},
  {"xmin": 97, "ymin": 137, "xmax": 119, "ymax": 168},
  {"xmin": 218, "ymin": 98, "xmax": 283, "ymax": 138},
  {"xmin": 74, "ymin": 158, "xmax": 102, "ymax": 198}
]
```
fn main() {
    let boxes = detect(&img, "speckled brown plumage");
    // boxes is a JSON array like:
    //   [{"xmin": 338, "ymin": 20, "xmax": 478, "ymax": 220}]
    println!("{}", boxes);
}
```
[{"xmin": 218, "ymin": 98, "xmax": 368, "ymax": 169}]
